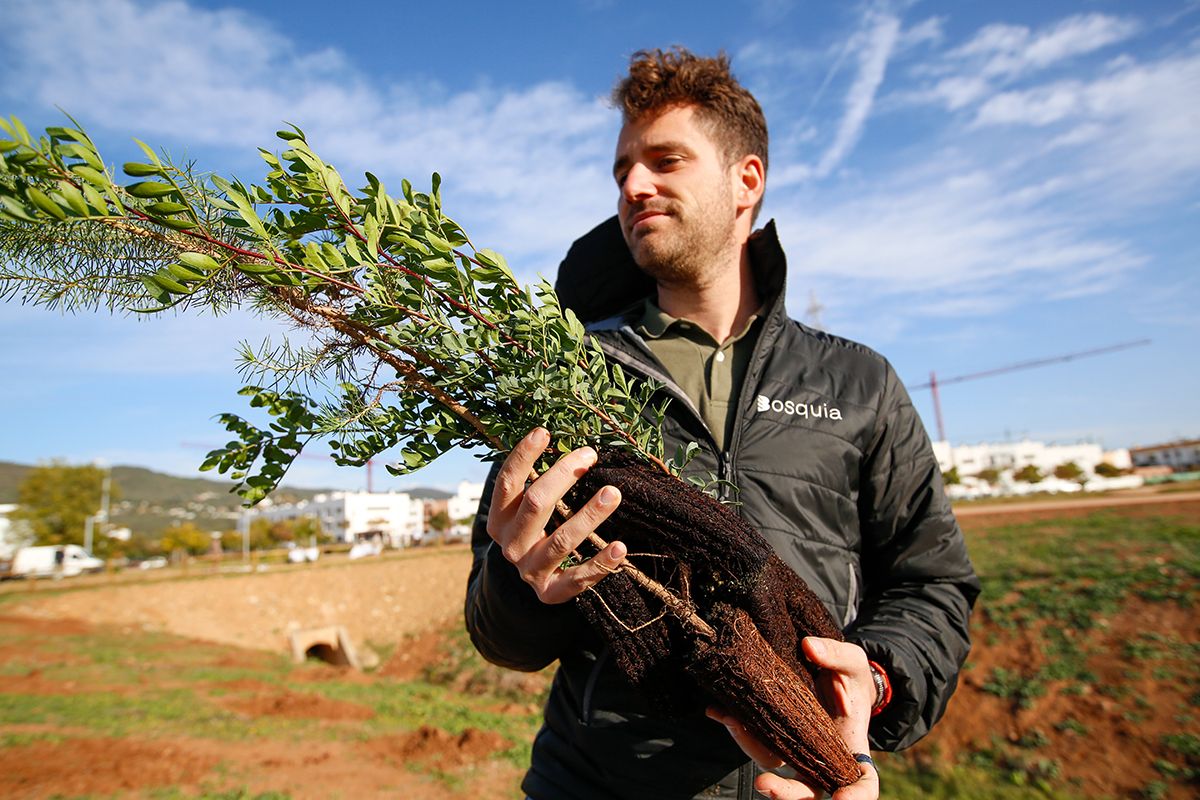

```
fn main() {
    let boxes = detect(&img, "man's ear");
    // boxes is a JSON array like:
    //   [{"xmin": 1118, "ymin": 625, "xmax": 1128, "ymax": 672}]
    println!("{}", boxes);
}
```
[{"xmin": 734, "ymin": 154, "xmax": 765, "ymax": 213}]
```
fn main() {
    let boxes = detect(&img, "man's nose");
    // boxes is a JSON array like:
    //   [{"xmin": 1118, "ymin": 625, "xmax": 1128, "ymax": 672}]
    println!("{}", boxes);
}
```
[{"xmin": 621, "ymin": 163, "xmax": 656, "ymax": 204}]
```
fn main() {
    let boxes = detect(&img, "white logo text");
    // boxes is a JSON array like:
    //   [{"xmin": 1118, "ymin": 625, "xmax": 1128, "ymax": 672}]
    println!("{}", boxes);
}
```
[{"xmin": 756, "ymin": 394, "xmax": 843, "ymax": 421}]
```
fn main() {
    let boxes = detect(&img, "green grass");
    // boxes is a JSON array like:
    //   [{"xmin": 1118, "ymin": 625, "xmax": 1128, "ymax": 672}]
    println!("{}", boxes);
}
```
[
  {"xmin": 970, "ymin": 512, "xmax": 1198, "ymax": 688},
  {"xmin": 882, "ymin": 510, "xmax": 1200, "ymax": 798},
  {"xmin": 877, "ymin": 753, "xmax": 1082, "ymax": 800}
]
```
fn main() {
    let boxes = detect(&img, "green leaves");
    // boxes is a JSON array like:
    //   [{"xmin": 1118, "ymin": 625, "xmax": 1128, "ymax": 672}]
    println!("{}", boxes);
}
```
[
  {"xmin": 0, "ymin": 112, "xmax": 672, "ymax": 506},
  {"xmin": 25, "ymin": 188, "xmax": 66, "ymax": 220},
  {"xmin": 200, "ymin": 387, "xmax": 321, "ymax": 504},
  {"xmin": 125, "ymin": 181, "xmax": 178, "ymax": 199},
  {"xmin": 179, "ymin": 252, "xmax": 221, "ymax": 272},
  {"xmin": 122, "ymin": 162, "xmax": 162, "ymax": 177}
]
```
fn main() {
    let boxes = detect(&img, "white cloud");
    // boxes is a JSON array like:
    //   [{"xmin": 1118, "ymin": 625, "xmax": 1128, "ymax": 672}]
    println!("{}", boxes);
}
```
[
  {"xmin": 897, "ymin": 16, "xmax": 946, "ymax": 52},
  {"xmin": 761, "ymin": 8, "xmax": 902, "ymax": 186},
  {"xmin": 949, "ymin": 13, "xmax": 1141, "ymax": 80},
  {"xmin": 974, "ymin": 81, "xmax": 1085, "ymax": 126},
  {"xmin": 971, "ymin": 50, "xmax": 1200, "ymax": 202},
  {"xmin": 0, "ymin": 0, "xmax": 618, "ymax": 269},
  {"xmin": 904, "ymin": 12, "xmax": 1143, "ymax": 115},
  {"xmin": 813, "ymin": 11, "xmax": 901, "ymax": 178},
  {"xmin": 771, "ymin": 159, "xmax": 1146, "ymax": 338}
]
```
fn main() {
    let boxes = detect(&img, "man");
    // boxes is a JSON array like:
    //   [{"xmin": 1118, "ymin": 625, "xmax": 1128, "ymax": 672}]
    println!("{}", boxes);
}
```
[{"xmin": 465, "ymin": 48, "xmax": 979, "ymax": 800}]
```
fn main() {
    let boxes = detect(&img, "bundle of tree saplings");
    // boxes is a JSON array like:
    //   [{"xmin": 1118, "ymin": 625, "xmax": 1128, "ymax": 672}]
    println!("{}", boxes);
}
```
[{"xmin": 0, "ymin": 116, "xmax": 861, "ymax": 791}]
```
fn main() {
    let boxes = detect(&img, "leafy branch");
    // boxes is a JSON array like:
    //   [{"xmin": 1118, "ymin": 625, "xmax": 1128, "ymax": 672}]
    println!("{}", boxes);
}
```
[
  {"xmin": 0, "ymin": 115, "xmax": 669, "ymax": 492},
  {"xmin": 0, "ymin": 114, "xmax": 717, "ymax": 637}
]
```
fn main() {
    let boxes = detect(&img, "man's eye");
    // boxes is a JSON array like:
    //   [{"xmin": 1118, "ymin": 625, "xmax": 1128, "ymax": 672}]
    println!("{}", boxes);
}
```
[{"xmin": 658, "ymin": 156, "xmax": 682, "ymax": 169}]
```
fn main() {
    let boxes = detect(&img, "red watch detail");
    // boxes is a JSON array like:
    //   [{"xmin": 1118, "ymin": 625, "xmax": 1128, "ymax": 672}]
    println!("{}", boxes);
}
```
[{"xmin": 868, "ymin": 660, "xmax": 892, "ymax": 717}]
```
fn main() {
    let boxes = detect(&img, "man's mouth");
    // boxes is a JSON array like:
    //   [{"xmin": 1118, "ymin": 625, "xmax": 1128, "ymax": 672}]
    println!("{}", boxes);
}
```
[{"xmin": 627, "ymin": 208, "xmax": 669, "ymax": 232}]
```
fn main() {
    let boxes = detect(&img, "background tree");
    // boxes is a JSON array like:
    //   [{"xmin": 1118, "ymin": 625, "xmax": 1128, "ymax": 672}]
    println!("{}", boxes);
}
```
[
  {"xmin": 942, "ymin": 466, "xmax": 961, "ymax": 486},
  {"xmin": 1053, "ymin": 461, "xmax": 1086, "ymax": 485},
  {"xmin": 160, "ymin": 521, "xmax": 212, "ymax": 556},
  {"xmin": 976, "ymin": 468, "xmax": 1001, "ymax": 485},
  {"xmin": 1013, "ymin": 464, "xmax": 1043, "ymax": 483},
  {"xmin": 11, "ymin": 463, "xmax": 120, "ymax": 553},
  {"xmin": 238, "ymin": 516, "xmax": 326, "ymax": 550},
  {"xmin": 428, "ymin": 509, "xmax": 451, "ymax": 544},
  {"xmin": 290, "ymin": 515, "xmax": 327, "ymax": 545},
  {"xmin": 1095, "ymin": 462, "xmax": 1124, "ymax": 478}
]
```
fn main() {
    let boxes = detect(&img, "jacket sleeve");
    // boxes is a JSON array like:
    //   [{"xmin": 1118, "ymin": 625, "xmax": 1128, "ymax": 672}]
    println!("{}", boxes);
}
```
[
  {"xmin": 463, "ymin": 461, "xmax": 583, "ymax": 672},
  {"xmin": 846, "ymin": 363, "xmax": 981, "ymax": 751}
]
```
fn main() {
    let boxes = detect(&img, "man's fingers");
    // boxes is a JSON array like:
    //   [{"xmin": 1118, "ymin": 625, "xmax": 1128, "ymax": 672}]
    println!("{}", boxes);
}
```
[
  {"xmin": 829, "ymin": 761, "xmax": 880, "ymax": 800},
  {"xmin": 488, "ymin": 428, "xmax": 550, "ymax": 537},
  {"xmin": 704, "ymin": 707, "xmax": 785, "ymax": 771},
  {"xmin": 504, "ymin": 445, "xmax": 598, "ymax": 556},
  {"xmin": 513, "ymin": 483, "xmax": 624, "ymax": 605},
  {"xmin": 488, "ymin": 426, "xmax": 600, "ymax": 567},
  {"xmin": 532, "ymin": 541, "xmax": 627, "ymax": 605},
  {"xmin": 754, "ymin": 772, "xmax": 818, "ymax": 800},
  {"xmin": 534, "ymin": 485, "xmax": 622, "ymax": 572}
]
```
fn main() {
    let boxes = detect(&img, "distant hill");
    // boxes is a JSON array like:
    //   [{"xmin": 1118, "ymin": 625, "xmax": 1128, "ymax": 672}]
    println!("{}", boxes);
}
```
[
  {"xmin": 403, "ymin": 487, "xmax": 454, "ymax": 501},
  {"xmin": 0, "ymin": 460, "xmax": 329, "ymax": 506},
  {"xmin": 0, "ymin": 460, "xmax": 467, "ymax": 540},
  {"xmin": 0, "ymin": 460, "xmax": 341, "ymax": 538}
]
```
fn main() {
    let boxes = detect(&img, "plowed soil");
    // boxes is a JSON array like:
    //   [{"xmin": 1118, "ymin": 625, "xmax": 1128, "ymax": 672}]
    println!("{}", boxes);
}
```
[{"xmin": 0, "ymin": 496, "xmax": 1195, "ymax": 798}]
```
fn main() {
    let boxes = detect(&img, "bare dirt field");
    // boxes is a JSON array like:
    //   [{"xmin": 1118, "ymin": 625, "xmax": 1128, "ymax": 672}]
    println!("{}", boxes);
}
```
[
  {"xmin": 0, "ymin": 546, "xmax": 534, "ymax": 800},
  {"xmin": 0, "ymin": 495, "xmax": 1196, "ymax": 798},
  {"xmin": 4, "ymin": 546, "xmax": 474, "ymax": 657}
]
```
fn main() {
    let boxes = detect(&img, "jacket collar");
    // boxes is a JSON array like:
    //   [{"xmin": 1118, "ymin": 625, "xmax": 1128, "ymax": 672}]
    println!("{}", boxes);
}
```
[{"xmin": 554, "ymin": 215, "xmax": 789, "ymax": 325}]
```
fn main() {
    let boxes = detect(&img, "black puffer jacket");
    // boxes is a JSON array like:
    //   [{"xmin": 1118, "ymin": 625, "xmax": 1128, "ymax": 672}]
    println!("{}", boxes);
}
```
[{"xmin": 465, "ymin": 219, "xmax": 980, "ymax": 800}]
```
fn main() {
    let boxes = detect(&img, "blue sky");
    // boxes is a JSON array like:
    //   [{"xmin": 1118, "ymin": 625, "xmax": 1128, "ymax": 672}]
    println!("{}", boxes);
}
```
[{"xmin": 1, "ymin": 0, "xmax": 1197, "ymax": 492}]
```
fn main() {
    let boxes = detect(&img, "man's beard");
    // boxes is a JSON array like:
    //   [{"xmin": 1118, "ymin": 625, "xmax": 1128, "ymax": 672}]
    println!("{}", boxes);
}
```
[{"xmin": 626, "ymin": 186, "xmax": 737, "ymax": 289}]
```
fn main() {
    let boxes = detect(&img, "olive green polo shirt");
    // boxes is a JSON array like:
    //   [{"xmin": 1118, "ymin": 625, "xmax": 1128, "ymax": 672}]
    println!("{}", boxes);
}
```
[{"xmin": 636, "ymin": 298, "xmax": 763, "ymax": 452}]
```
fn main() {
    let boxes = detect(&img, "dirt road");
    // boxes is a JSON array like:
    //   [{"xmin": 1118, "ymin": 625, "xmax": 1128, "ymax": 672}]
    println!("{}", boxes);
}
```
[{"xmin": 955, "ymin": 489, "xmax": 1200, "ymax": 516}]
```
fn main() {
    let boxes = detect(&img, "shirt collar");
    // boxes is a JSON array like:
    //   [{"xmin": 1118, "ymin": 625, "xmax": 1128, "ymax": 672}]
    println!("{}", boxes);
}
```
[{"xmin": 636, "ymin": 297, "xmax": 763, "ymax": 344}]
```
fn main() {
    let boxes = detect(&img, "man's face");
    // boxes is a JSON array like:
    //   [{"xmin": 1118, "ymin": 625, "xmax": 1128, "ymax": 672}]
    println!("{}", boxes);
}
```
[{"xmin": 613, "ymin": 105, "xmax": 740, "ymax": 287}]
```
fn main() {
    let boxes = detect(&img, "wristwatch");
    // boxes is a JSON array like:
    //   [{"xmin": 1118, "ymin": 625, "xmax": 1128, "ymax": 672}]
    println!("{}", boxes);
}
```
[{"xmin": 868, "ymin": 660, "xmax": 892, "ymax": 716}]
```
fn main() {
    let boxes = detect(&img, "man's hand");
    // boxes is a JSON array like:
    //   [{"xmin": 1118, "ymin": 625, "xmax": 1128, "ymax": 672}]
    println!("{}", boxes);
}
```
[
  {"xmin": 487, "ymin": 427, "xmax": 625, "ymax": 604},
  {"xmin": 706, "ymin": 637, "xmax": 879, "ymax": 800}
]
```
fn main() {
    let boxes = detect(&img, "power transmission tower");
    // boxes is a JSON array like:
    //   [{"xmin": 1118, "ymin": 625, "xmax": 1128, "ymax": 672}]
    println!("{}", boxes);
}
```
[{"xmin": 804, "ymin": 290, "xmax": 825, "ymax": 331}]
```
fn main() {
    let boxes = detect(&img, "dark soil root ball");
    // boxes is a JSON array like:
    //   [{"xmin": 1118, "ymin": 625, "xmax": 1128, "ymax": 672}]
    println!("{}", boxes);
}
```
[
  {"xmin": 566, "ymin": 448, "xmax": 773, "ymax": 588},
  {"xmin": 686, "ymin": 604, "xmax": 862, "ymax": 794},
  {"xmin": 566, "ymin": 449, "xmax": 857, "ymax": 784}
]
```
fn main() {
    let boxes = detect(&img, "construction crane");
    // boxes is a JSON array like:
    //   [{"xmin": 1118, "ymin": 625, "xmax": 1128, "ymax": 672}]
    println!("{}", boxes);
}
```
[{"xmin": 907, "ymin": 339, "xmax": 1152, "ymax": 444}]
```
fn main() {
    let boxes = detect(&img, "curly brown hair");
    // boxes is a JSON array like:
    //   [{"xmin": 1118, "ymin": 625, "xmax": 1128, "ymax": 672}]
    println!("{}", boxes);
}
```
[{"xmin": 613, "ymin": 47, "xmax": 769, "ymax": 177}]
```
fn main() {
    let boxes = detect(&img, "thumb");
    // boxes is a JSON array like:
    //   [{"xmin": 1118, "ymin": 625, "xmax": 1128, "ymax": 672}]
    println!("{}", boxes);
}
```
[{"xmin": 802, "ymin": 637, "xmax": 867, "ymax": 675}]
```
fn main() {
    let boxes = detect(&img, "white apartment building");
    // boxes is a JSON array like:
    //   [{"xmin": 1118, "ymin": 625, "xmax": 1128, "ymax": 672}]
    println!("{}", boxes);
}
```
[
  {"xmin": 930, "ymin": 439, "xmax": 1140, "ymax": 499},
  {"xmin": 446, "ymin": 480, "xmax": 484, "ymax": 540},
  {"xmin": 930, "ymin": 439, "xmax": 1125, "ymax": 477},
  {"xmin": 1130, "ymin": 439, "xmax": 1200, "ymax": 472},
  {"xmin": 255, "ymin": 491, "xmax": 425, "ymax": 548}
]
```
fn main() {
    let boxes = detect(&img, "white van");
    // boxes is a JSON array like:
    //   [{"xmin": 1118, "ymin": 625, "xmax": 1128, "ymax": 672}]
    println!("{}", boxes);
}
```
[{"xmin": 11, "ymin": 545, "xmax": 104, "ymax": 578}]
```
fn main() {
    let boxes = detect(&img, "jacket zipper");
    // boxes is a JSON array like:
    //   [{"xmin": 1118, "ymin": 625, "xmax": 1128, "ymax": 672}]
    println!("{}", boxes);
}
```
[
  {"xmin": 719, "ymin": 451, "xmax": 733, "ymax": 503},
  {"xmin": 843, "ymin": 563, "xmax": 859, "ymax": 628},
  {"xmin": 598, "ymin": 333, "xmax": 720, "ymax": 453},
  {"xmin": 580, "ymin": 647, "xmax": 610, "ymax": 726}
]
